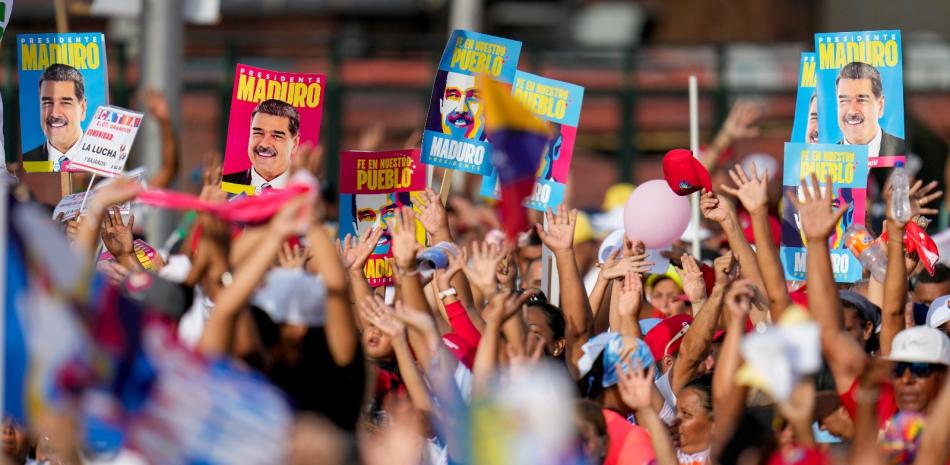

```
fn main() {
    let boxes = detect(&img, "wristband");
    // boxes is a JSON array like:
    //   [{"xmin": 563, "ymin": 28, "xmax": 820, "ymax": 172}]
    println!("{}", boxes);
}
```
[{"xmin": 438, "ymin": 288, "xmax": 458, "ymax": 300}]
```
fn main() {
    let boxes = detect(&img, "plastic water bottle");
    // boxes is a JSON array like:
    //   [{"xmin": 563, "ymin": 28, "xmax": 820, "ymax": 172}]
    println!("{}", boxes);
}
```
[
  {"xmin": 890, "ymin": 161, "xmax": 912, "ymax": 223},
  {"xmin": 844, "ymin": 225, "xmax": 887, "ymax": 282}
]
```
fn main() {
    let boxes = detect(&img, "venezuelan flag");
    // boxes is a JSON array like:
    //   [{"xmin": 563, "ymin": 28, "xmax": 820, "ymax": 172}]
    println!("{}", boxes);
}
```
[
  {"xmin": 478, "ymin": 75, "xmax": 551, "ymax": 241},
  {"xmin": 3, "ymin": 196, "xmax": 30, "ymax": 424}
]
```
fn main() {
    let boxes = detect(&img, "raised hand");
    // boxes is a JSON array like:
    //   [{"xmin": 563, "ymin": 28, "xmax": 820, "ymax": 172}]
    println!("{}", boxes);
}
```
[
  {"xmin": 199, "ymin": 151, "xmax": 226, "ymax": 202},
  {"xmin": 359, "ymin": 295, "xmax": 406, "ymax": 338},
  {"xmin": 721, "ymin": 163, "xmax": 769, "ymax": 214},
  {"xmin": 495, "ymin": 250, "xmax": 518, "ymax": 291},
  {"xmin": 66, "ymin": 216, "xmax": 82, "ymax": 242},
  {"xmin": 535, "ymin": 205, "xmax": 576, "ymax": 252},
  {"xmin": 617, "ymin": 272, "xmax": 644, "ymax": 319},
  {"xmin": 602, "ymin": 251, "xmax": 654, "ymax": 280},
  {"xmin": 908, "ymin": 179, "xmax": 942, "ymax": 218},
  {"xmin": 100, "ymin": 207, "xmax": 135, "ymax": 258},
  {"xmin": 434, "ymin": 245, "xmax": 466, "ymax": 292},
  {"xmin": 338, "ymin": 228, "xmax": 384, "ymax": 272},
  {"xmin": 724, "ymin": 279, "xmax": 755, "ymax": 321},
  {"xmin": 786, "ymin": 174, "xmax": 848, "ymax": 242},
  {"xmin": 507, "ymin": 334, "xmax": 545, "ymax": 373},
  {"xmin": 699, "ymin": 190, "xmax": 731, "ymax": 224},
  {"xmin": 483, "ymin": 289, "xmax": 537, "ymax": 327},
  {"xmin": 616, "ymin": 360, "xmax": 656, "ymax": 412},
  {"xmin": 392, "ymin": 301, "xmax": 440, "ymax": 348},
  {"xmin": 713, "ymin": 250, "xmax": 738, "ymax": 286},
  {"xmin": 269, "ymin": 196, "xmax": 312, "ymax": 238},
  {"xmin": 463, "ymin": 240, "xmax": 505, "ymax": 295},
  {"xmin": 141, "ymin": 87, "xmax": 170, "ymax": 121},
  {"xmin": 716, "ymin": 100, "xmax": 761, "ymax": 145},
  {"xmin": 415, "ymin": 188, "xmax": 449, "ymax": 237},
  {"xmin": 387, "ymin": 206, "xmax": 422, "ymax": 269},
  {"xmin": 674, "ymin": 253, "xmax": 706, "ymax": 303},
  {"xmin": 277, "ymin": 242, "xmax": 309, "ymax": 269}
]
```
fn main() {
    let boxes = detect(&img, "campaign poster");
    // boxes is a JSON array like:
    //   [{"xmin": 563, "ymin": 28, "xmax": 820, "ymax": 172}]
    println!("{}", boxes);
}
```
[
  {"xmin": 52, "ymin": 166, "xmax": 146, "ymax": 221},
  {"xmin": 790, "ymin": 53, "xmax": 817, "ymax": 143},
  {"xmin": 68, "ymin": 106, "xmax": 143, "ymax": 177},
  {"xmin": 338, "ymin": 149, "xmax": 427, "ymax": 287},
  {"xmin": 780, "ymin": 142, "xmax": 868, "ymax": 282},
  {"xmin": 479, "ymin": 71, "xmax": 583, "ymax": 211},
  {"xmin": 18, "ymin": 32, "xmax": 109, "ymax": 173},
  {"xmin": 814, "ymin": 30, "xmax": 904, "ymax": 158},
  {"xmin": 222, "ymin": 64, "xmax": 324, "ymax": 196},
  {"xmin": 421, "ymin": 30, "xmax": 522, "ymax": 175}
]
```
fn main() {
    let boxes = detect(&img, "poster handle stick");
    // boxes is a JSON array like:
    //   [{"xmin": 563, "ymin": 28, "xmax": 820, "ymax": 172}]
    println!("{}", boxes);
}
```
[
  {"xmin": 438, "ymin": 167, "xmax": 453, "ymax": 205},
  {"xmin": 688, "ymin": 75, "xmax": 701, "ymax": 259},
  {"xmin": 77, "ymin": 174, "xmax": 97, "ymax": 213}
]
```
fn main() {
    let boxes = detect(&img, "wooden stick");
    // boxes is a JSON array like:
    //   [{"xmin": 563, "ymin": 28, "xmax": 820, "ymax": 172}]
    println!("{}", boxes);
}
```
[{"xmin": 438, "ymin": 167, "xmax": 453, "ymax": 205}]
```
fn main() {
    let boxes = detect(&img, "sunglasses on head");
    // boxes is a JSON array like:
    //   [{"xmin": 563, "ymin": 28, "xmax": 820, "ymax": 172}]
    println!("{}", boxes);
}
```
[{"xmin": 893, "ymin": 362, "xmax": 945, "ymax": 379}]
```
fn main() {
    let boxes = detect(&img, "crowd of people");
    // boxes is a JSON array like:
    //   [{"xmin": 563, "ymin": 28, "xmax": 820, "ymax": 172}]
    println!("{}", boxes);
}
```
[{"xmin": 2, "ymin": 86, "xmax": 950, "ymax": 465}]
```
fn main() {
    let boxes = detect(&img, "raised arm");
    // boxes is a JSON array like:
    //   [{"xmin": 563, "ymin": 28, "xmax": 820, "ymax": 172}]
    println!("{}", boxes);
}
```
[
  {"xmin": 100, "ymin": 207, "xmax": 142, "ymax": 272},
  {"xmin": 197, "ymin": 196, "xmax": 310, "ymax": 356},
  {"xmin": 791, "ymin": 174, "xmax": 868, "ymax": 393},
  {"xmin": 360, "ymin": 296, "xmax": 433, "ymax": 412},
  {"xmin": 712, "ymin": 279, "xmax": 753, "ymax": 460},
  {"xmin": 880, "ymin": 197, "xmax": 908, "ymax": 356},
  {"xmin": 75, "ymin": 178, "xmax": 143, "ymax": 259},
  {"xmin": 913, "ymin": 369, "xmax": 950, "ymax": 465},
  {"xmin": 616, "ymin": 271, "xmax": 644, "ymax": 340},
  {"xmin": 141, "ymin": 88, "xmax": 180, "ymax": 188},
  {"xmin": 338, "ymin": 227, "xmax": 384, "ymax": 309},
  {"xmin": 417, "ymin": 188, "xmax": 475, "ymax": 309},
  {"xmin": 721, "ymin": 163, "xmax": 791, "ymax": 320},
  {"xmin": 672, "ymin": 251, "xmax": 734, "ymax": 394},
  {"xmin": 536, "ymin": 206, "xmax": 592, "ymax": 379},
  {"xmin": 700, "ymin": 190, "xmax": 767, "ymax": 294},
  {"xmin": 674, "ymin": 253, "xmax": 707, "ymax": 314},
  {"xmin": 700, "ymin": 100, "xmax": 761, "ymax": 172},
  {"xmin": 617, "ymin": 363, "xmax": 677, "ymax": 465}
]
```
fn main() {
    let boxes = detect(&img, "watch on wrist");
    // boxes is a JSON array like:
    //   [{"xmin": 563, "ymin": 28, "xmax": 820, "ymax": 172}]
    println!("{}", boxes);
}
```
[{"xmin": 438, "ymin": 288, "xmax": 458, "ymax": 299}]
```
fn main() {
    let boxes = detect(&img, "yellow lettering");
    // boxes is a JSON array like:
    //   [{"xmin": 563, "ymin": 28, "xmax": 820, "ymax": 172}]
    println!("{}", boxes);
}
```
[
  {"xmin": 21, "ymin": 43, "xmax": 37, "ymax": 70},
  {"xmin": 237, "ymin": 74, "xmax": 255, "ymax": 101}
]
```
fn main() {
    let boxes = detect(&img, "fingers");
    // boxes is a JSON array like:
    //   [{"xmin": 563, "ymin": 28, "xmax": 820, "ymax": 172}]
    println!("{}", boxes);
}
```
[
  {"xmin": 719, "ymin": 184, "xmax": 740, "ymax": 197},
  {"xmin": 748, "ymin": 163, "xmax": 758, "ymax": 183},
  {"xmin": 727, "ymin": 167, "xmax": 743, "ymax": 188}
]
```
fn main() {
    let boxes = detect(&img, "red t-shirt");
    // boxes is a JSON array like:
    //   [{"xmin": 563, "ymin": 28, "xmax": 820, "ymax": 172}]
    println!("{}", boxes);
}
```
[
  {"xmin": 603, "ymin": 409, "xmax": 656, "ymax": 465},
  {"xmin": 839, "ymin": 378, "xmax": 897, "ymax": 429}
]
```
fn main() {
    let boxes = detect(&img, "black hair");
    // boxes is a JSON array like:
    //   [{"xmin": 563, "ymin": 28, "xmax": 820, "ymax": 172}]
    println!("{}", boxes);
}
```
[
  {"xmin": 252, "ymin": 98, "xmax": 300, "ymax": 137},
  {"xmin": 915, "ymin": 264, "xmax": 950, "ymax": 285},
  {"xmin": 39, "ymin": 63, "xmax": 85, "ymax": 100},
  {"xmin": 527, "ymin": 301, "xmax": 566, "ymax": 340},
  {"xmin": 836, "ymin": 61, "xmax": 883, "ymax": 98},
  {"xmin": 717, "ymin": 406, "xmax": 778, "ymax": 465},
  {"xmin": 682, "ymin": 374, "xmax": 714, "ymax": 417}
]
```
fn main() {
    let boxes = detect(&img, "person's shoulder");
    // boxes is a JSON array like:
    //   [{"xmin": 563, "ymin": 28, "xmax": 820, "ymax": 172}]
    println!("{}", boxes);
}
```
[
  {"xmin": 22, "ymin": 142, "xmax": 48, "ymax": 162},
  {"xmin": 222, "ymin": 169, "xmax": 250, "ymax": 184}
]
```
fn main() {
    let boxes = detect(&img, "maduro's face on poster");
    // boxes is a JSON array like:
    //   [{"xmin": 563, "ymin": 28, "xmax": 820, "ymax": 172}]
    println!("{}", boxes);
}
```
[
  {"xmin": 355, "ymin": 193, "xmax": 398, "ymax": 251},
  {"xmin": 40, "ymin": 79, "xmax": 86, "ymax": 152},
  {"xmin": 247, "ymin": 112, "xmax": 298, "ymax": 181},
  {"xmin": 836, "ymin": 77, "xmax": 884, "ymax": 146},
  {"xmin": 439, "ymin": 71, "xmax": 483, "ymax": 139},
  {"xmin": 807, "ymin": 95, "xmax": 819, "ymax": 144}
]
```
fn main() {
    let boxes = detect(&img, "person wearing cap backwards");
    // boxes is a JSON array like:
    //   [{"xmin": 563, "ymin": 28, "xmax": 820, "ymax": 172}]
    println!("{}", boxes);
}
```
[{"xmin": 796, "ymin": 172, "xmax": 948, "ymax": 431}]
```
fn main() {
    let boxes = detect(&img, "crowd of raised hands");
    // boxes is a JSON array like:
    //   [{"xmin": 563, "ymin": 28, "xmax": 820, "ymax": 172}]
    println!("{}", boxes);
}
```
[{"xmin": 3, "ymin": 103, "xmax": 950, "ymax": 465}]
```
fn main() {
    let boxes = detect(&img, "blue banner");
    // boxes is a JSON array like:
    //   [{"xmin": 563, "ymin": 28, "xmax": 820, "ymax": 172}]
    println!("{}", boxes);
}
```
[
  {"xmin": 479, "ymin": 71, "xmax": 584, "ymax": 211},
  {"xmin": 421, "ymin": 30, "xmax": 522, "ymax": 175},
  {"xmin": 790, "ymin": 53, "xmax": 816, "ymax": 143},
  {"xmin": 780, "ymin": 142, "xmax": 869, "ymax": 282},
  {"xmin": 814, "ymin": 30, "xmax": 904, "ymax": 158}
]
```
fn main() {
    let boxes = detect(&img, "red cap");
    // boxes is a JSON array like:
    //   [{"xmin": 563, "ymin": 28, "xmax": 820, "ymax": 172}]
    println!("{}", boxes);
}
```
[
  {"xmin": 767, "ymin": 447, "xmax": 830, "ymax": 465},
  {"xmin": 662, "ymin": 149, "xmax": 713, "ymax": 196},
  {"xmin": 644, "ymin": 314, "xmax": 693, "ymax": 361},
  {"xmin": 712, "ymin": 316, "xmax": 755, "ymax": 342}
]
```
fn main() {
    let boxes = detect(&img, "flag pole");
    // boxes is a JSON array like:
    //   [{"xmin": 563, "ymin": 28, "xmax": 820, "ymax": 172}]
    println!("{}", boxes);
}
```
[
  {"xmin": 0, "ymin": 177, "xmax": 8, "ymax": 420},
  {"xmin": 688, "ymin": 76, "xmax": 701, "ymax": 259}
]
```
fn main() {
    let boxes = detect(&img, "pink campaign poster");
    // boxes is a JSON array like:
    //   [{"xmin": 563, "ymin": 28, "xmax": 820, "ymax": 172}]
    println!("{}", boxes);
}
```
[{"xmin": 221, "ymin": 64, "xmax": 324, "ymax": 196}]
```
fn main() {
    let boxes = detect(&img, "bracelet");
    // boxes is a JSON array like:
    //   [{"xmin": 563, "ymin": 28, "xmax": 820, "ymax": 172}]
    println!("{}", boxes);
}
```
[{"xmin": 438, "ymin": 288, "xmax": 458, "ymax": 300}]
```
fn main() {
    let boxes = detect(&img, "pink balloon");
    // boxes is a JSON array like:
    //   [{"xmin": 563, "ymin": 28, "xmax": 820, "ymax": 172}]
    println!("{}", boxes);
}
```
[{"xmin": 623, "ymin": 180, "xmax": 691, "ymax": 248}]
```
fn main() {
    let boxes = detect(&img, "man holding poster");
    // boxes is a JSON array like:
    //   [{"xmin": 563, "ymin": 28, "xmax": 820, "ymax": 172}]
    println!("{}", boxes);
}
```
[
  {"xmin": 222, "ymin": 65, "xmax": 324, "ymax": 196},
  {"xmin": 18, "ymin": 33, "xmax": 109, "ymax": 173}
]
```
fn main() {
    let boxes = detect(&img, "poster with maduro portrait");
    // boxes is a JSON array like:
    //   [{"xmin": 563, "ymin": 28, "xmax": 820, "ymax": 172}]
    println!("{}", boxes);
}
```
[
  {"xmin": 222, "ymin": 64, "xmax": 324, "ymax": 196},
  {"xmin": 479, "ymin": 71, "xmax": 583, "ymax": 211},
  {"xmin": 790, "ymin": 53, "xmax": 817, "ymax": 144},
  {"xmin": 814, "ymin": 30, "xmax": 904, "ymax": 162},
  {"xmin": 338, "ymin": 149, "xmax": 427, "ymax": 287},
  {"xmin": 780, "ymin": 142, "xmax": 868, "ymax": 282},
  {"xmin": 18, "ymin": 32, "xmax": 108, "ymax": 173},
  {"xmin": 421, "ymin": 30, "xmax": 522, "ymax": 175}
]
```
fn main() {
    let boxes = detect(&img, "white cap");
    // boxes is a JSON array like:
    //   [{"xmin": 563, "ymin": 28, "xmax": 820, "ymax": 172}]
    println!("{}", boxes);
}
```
[
  {"xmin": 926, "ymin": 295, "xmax": 950, "ymax": 329},
  {"xmin": 886, "ymin": 325, "xmax": 950, "ymax": 365},
  {"xmin": 252, "ymin": 268, "xmax": 326, "ymax": 326}
]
